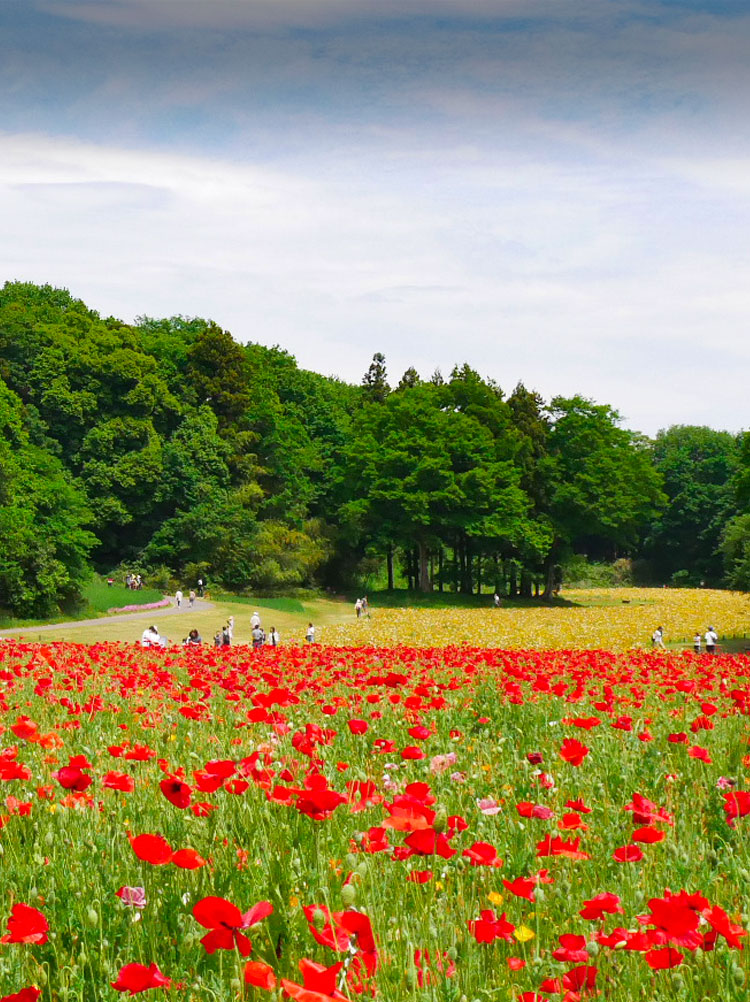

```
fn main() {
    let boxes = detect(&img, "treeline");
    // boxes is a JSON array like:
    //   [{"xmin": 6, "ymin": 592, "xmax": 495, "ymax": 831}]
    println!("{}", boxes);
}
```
[{"xmin": 0, "ymin": 281, "xmax": 747, "ymax": 616}]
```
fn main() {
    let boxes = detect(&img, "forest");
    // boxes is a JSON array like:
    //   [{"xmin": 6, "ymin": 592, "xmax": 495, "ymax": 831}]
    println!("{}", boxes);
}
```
[{"xmin": 0, "ymin": 280, "xmax": 748, "ymax": 617}]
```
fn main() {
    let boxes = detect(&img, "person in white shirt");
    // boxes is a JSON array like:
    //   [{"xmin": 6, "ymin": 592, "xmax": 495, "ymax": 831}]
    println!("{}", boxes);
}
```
[
  {"xmin": 693, "ymin": 632, "xmax": 702, "ymax": 653},
  {"xmin": 141, "ymin": 625, "xmax": 161, "ymax": 648},
  {"xmin": 251, "ymin": 611, "xmax": 261, "ymax": 629},
  {"xmin": 705, "ymin": 626, "xmax": 718, "ymax": 654},
  {"xmin": 355, "ymin": 598, "xmax": 362, "ymax": 618},
  {"xmin": 651, "ymin": 626, "xmax": 665, "ymax": 649},
  {"xmin": 305, "ymin": 622, "xmax": 315, "ymax": 643},
  {"xmin": 175, "ymin": 589, "xmax": 183, "ymax": 608},
  {"xmin": 269, "ymin": 626, "xmax": 280, "ymax": 647}
]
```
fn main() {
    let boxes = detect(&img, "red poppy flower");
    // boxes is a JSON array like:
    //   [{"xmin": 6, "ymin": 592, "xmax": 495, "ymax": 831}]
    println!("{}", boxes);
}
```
[
  {"xmin": 171, "ymin": 848, "xmax": 207, "ymax": 870},
  {"xmin": 468, "ymin": 910, "xmax": 515, "ymax": 944},
  {"xmin": 641, "ymin": 892, "xmax": 703, "ymax": 949},
  {"xmin": 579, "ymin": 893, "xmax": 624, "ymax": 921},
  {"xmin": 723, "ymin": 790, "xmax": 750, "ymax": 827},
  {"xmin": 703, "ymin": 905, "xmax": 747, "ymax": 949},
  {"xmin": 644, "ymin": 948, "xmax": 683, "ymax": 970},
  {"xmin": 281, "ymin": 958, "xmax": 348, "ymax": 1002},
  {"xmin": 1, "ymin": 904, "xmax": 49, "ymax": 945},
  {"xmin": 103, "ymin": 771, "xmax": 135, "ymax": 793},
  {"xmin": 516, "ymin": 801, "xmax": 554, "ymax": 820},
  {"xmin": 559, "ymin": 737, "xmax": 589, "ymax": 767},
  {"xmin": 552, "ymin": 934, "xmax": 589, "ymax": 963},
  {"xmin": 462, "ymin": 841, "xmax": 503, "ymax": 867},
  {"xmin": 406, "ymin": 870, "xmax": 433, "ymax": 883},
  {"xmin": 613, "ymin": 845, "xmax": 644, "ymax": 862},
  {"xmin": 192, "ymin": 896, "xmax": 273, "ymax": 956},
  {"xmin": 244, "ymin": 960, "xmax": 277, "ymax": 990},
  {"xmin": 558, "ymin": 812, "xmax": 588, "ymax": 831},
  {"xmin": 52, "ymin": 765, "xmax": 92, "ymax": 792},
  {"xmin": 536, "ymin": 835, "xmax": 590, "ymax": 860},
  {"xmin": 632, "ymin": 826, "xmax": 664, "ymax": 844},
  {"xmin": 347, "ymin": 719, "xmax": 368, "ymax": 735},
  {"xmin": 404, "ymin": 828, "xmax": 456, "ymax": 859},
  {"xmin": 0, "ymin": 989, "xmax": 41, "ymax": 1002},
  {"xmin": 159, "ymin": 777, "xmax": 192, "ymax": 809},
  {"xmin": 129, "ymin": 833, "xmax": 173, "ymax": 865},
  {"xmin": 111, "ymin": 962, "xmax": 171, "ymax": 994},
  {"xmin": 503, "ymin": 876, "xmax": 536, "ymax": 902}
]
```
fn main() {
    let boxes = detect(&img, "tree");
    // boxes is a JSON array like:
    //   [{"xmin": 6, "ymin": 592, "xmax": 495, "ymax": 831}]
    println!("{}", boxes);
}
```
[
  {"xmin": 542, "ymin": 396, "xmax": 665, "ymax": 596},
  {"xmin": 361, "ymin": 353, "xmax": 390, "ymax": 404},
  {"xmin": 0, "ymin": 378, "xmax": 95, "ymax": 615},
  {"xmin": 643, "ymin": 426, "xmax": 738, "ymax": 584},
  {"xmin": 720, "ymin": 514, "xmax": 750, "ymax": 591},
  {"xmin": 339, "ymin": 384, "xmax": 532, "ymax": 592}
]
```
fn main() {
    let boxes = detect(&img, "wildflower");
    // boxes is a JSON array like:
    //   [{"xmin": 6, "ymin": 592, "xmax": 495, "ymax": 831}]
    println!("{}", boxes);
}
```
[
  {"xmin": 192, "ymin": 896, "xmax": 273, "ymax": 956},
  {"xmin": 111, "ymin": 962, "xmax": 171, "ymax": 994},
  {"xmin": 1, "ymin": 904, "xmax": 49, "ymax": 945}
]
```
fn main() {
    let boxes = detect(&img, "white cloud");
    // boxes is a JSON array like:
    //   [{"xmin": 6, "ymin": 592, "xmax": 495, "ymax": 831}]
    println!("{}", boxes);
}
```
[{"xmin": 1, "ymin": 131, "xmax": 748, "ymax": 437}]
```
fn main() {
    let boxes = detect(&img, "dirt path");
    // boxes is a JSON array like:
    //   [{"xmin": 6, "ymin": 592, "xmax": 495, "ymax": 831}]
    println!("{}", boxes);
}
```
[{"xmin": 0, "ymin": 599, "xmax": 214, "ymax": 636}]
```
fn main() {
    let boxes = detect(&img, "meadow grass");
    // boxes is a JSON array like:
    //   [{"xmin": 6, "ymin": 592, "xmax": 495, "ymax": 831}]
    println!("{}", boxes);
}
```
[{"xmin": 1, "ymin": 643, "xmax": 749, "ymax": 1001}]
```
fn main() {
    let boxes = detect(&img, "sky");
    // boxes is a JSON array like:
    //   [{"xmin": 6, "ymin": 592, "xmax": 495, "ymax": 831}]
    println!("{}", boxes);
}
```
[{"xmin": 1, "ymin": 0, "xmax": 749, "ymax": 436}]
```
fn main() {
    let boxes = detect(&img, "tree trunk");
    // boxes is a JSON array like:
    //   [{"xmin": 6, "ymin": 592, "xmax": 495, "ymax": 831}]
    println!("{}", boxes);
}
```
[
  {"xmin": 438, "ymin": 548, "xmax": 444, "ymax": 593},
  {"xmin": 476, "ymin": 554, "xmax": 482, "ymax": 596},
  {"xmin": 387, "ymin": 546, "xmax": 394, "ymax": 591},
  {"xmin": 418, "ymin": 540, "xmax": 432, "ymax": 592},
  {"xmin": 542, "ymin": 549, "xmax": 556, "ymax": 602},
  {"xmin": 509, "ymin": 561, "xmax": 517, "ymax": 598}
]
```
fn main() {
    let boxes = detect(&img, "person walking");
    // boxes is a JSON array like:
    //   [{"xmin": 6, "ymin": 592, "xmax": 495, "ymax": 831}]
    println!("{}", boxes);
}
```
[
  {"xmin": 305, "ymin": 622, "xmax": 316, "ymax": 644},
  {"xmin": 175, "ymin": 589, "xmax": 183, "ymax": 608},
  {"xmin": 705, "ymin": 626, "xmax": 718, "ymax": 654},
  {"xmin": 693, "ymin": 631, "xmax": 702, "ymax": 654},
  {"xmin": 355, "ymin": 598, "xmax": 362, "ymax": 618},
  {"xmin": 251, "ymin": 610, "xmax": 261, "ymax": 630},
  {"xmin": 251, "ymin": 623, "xmax": 264, "ymax": 649},
  {"xmin": 197, "ymin": 578, "xmax": 204, "ymax": 598},
  {"xmin": 189, "ymin": 590, "xmax": 196, "ymax": 608},
  {"xmin": 651, "ymin": 626, "xmax": 665, "ymax": 649},
  {"xmin": 269, "ymin": 626, "xmax": 280, "ymax": 647}
]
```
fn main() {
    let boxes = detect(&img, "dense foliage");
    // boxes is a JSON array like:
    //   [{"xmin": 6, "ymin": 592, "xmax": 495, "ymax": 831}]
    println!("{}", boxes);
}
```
[{"xmin": 0, "ymin": 281, "xmax": 747, "ymax": 615}]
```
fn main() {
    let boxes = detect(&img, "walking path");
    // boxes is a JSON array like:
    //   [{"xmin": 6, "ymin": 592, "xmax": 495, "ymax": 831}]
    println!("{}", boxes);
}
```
[{"xmin": 0, "ymin": 599, "xmax": 214, "ymax": 636}]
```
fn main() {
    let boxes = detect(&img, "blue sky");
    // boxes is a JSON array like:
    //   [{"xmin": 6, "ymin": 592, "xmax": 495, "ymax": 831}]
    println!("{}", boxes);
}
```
[{"xmin": 1, "ymin": 0, "xmax": 749, "ymax": 434}]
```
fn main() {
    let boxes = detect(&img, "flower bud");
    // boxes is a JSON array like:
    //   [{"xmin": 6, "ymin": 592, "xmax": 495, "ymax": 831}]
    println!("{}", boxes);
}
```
[
  {"xmin": 432, "ymin": 807, "xmax": 448, "ymax": 833},
  {"xmin": 341, "ymin": 884, "xmax": 357, "ymax": 907}
]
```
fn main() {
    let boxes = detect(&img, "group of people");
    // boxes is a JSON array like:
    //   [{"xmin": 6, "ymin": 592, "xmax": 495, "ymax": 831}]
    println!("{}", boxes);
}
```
[
  {"xmin": 142, "ymin": 608, "xmax": 317, "ymax": 649},
  {"xmin": 248, "ymin": 611, "xmax": 282, "ymax": 649},
  {"xmin": 354, "ymin": 596, "xmax": 369, "ymax": 618},
  {"xmin": 174, "ymin": 589, "xmax": 196, "ymax": 608},
  {"xmin": 125, "ymin": 573, "xmax": 143, "ymax": 590},
  {"xmin": 651, "ymin": 625, "xmax": 719, "ymax": 653}
]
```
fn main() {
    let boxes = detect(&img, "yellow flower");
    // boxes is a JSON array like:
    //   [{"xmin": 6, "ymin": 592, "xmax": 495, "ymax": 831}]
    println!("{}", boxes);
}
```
[
  {"xmin": 289, "ymin": 895, "xmax": 300, "ymax": 908},
  {"xmin": 487, "ymin": 891, "xmax": 504, "ymax": 906},
  {"xmin": 514, "ymin": 925, "xmax": 535, "ymax": 943},
  {"xmin": 435, "ymin": 881, "xmax": 444, "ymax": 891}
]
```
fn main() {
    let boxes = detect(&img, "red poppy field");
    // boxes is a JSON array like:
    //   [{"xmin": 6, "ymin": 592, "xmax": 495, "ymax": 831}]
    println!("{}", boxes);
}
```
[{"xmin": 1, "ymin": 642, "xmax": 750, "ymax": 1002}]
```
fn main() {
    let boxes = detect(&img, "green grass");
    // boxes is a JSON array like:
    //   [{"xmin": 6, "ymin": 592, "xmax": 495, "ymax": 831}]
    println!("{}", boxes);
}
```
[
  {"xmin": 213, "ymin": 594, "xmax": 307, "ymax": 614},
  {"xmin": 361, "ymin": 588, "xmax": 577, "ymax": 609},
  {"xmin": 83, "ymin": 580, "xmax": 165, "ymax": 613}
]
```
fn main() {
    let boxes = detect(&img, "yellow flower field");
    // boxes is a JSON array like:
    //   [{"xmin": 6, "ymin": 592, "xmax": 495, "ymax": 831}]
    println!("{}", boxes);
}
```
[{"xmin": 324, "ymin": 588, "xmax": 750, "ymax": 650}]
